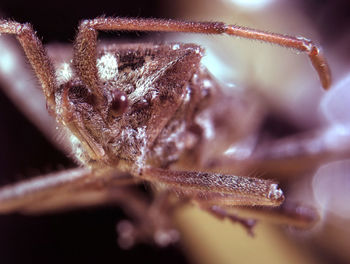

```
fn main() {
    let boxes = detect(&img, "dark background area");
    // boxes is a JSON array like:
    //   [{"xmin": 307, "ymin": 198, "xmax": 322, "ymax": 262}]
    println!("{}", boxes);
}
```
[{"xmin": 0, "ymin": 0, "xmax": 350, "ymax": 263}]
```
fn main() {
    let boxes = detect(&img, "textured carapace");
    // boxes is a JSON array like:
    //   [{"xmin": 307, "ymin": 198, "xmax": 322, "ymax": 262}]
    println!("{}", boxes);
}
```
[{"xmin": 55, "ymin": 43, "xmax": 205, "ymax": 168}]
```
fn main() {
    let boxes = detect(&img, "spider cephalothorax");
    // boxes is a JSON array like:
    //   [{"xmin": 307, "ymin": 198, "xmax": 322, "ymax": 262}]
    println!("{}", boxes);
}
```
[{"xmin": 55, "ymin": 43, "xmax": 206, "ymax": 169}]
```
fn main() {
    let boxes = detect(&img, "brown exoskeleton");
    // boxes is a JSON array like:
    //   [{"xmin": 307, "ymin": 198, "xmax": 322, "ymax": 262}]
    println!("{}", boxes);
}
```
[{"xmin": 0, "ymin": 17, "xmax": 331, "ymax": 247}]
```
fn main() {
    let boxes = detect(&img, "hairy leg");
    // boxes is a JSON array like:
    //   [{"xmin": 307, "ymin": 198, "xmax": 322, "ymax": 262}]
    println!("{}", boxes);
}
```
[
  {"xmin": 0, "ymin": 20, "xmax": 57, "ymax": 110},
  {"xmin": 195, "ymin": 193, "xmax": 319, "ymax": 229},
  {"xmin": 137, "ymin": 167, "xmax": 284, "ymax": 207},
  {"xmin": 72, "ymin": 17, "xmax": 331, "ymax": 100},
  {"xmin": 203, "ymin": 204, "xmax": 257, "ymax": 235},
  {"xmin": 209, "ymin": 128, "xmax": 350, "ymax": 177},
  {"xmin": 0, "ymin": 167, "xmax": 136, "ymax": 213},
  {"xmin": 117, "ymin": 189, "xmax": 183, "ymax": 248},
  {"xmin": 0, "ymin": 166, "xmax": 180, "ymax": 247}
]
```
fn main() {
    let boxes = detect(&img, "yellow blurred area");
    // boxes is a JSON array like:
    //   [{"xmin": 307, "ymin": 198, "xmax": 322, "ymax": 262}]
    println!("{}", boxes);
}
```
[{"xmin": 175, "ymin": 205, "xmax": 319, "ymax": 264}]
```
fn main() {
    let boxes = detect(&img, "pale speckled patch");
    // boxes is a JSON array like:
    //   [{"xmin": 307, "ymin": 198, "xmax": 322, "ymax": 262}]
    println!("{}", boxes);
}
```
[
  {"xmin": 69, "ymin": 133, "xmax": 86, "ymax": 164},
  {"xmin": 97, "ymin": 53, "xmax": 119, "ymax": 81},
  {"xmin": 127, "ymin": 59, "xmax": 178, "ymax": 104},
  {"xmin": 56, "ymin": 62, "xmax": 73, "ymax": 85},
  {"xmin": 135, "ymin": 126, "xmax": 147, "ymax": 170}
]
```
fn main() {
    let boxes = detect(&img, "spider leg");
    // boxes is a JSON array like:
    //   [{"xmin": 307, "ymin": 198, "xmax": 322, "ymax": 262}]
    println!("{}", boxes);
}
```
[
  {"xmin": 195, "ymin": 192, "xmax": 318, "ymax": 229},
  {"xmin": 29, "ymin": 178, "xmax": 183, "ymax": 248},
  {"xmin": 212, "ymin": 128, "xmax": 350, "ymax": 177},
  {"xmin": 0, "ymin": 166, "xmax": 181, "ymax": 247},
  {"xmin": 232, "ymin": 202, "xmax": 319, "ymax": 229},
  {"xmin": 201, "ymin": 204, "xmax": 257, "ymax": 235},
  {"xmin": 117, "ymin": 190, "xmax": 183, "ymax": 248},
  {"xmin": 137, "ymin": 167, "xmax": 284, "ymax": 207},
  {"xmin": 0, "ymin": 168, "xmax": 91, "ymax": 213},
  {"xmin": 0, "ymin": 37, "xmax": 67, "ymax": 152},
  {"xmin": 249, "ymin": 129, "xmax": 350, "ymax": 176},
  {"xmin": 137, "ymin": 168, "xmax": 317, "ymax": 229},
  {"xmin": 0, "ymin": 167, "xmax": 137, "ymax": 213},
  {"xmin": 0, "ymin": 20, "xmax": 57, "ymax": 110},
  {"xmin": 73, "ymin": 17, "xmax": 331, "ymax": 93}
]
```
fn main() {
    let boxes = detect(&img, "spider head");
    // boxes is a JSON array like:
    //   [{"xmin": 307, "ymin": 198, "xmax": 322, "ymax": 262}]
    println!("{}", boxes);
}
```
[{"xmin": 54, "ymin": 43, "xmax": 203, "ymax": 168}]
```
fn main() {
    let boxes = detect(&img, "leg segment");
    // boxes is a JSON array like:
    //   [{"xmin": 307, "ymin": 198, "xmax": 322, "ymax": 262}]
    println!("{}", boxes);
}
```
[
  {"xmin": 210, "ymin": 128, "xmax": 350, "ymax": 178},
  {"xmin": 74, "ymin": 17, "xmax": 331, "ymax": 95},
  {"xmin": 0, "ymin": 166, "xmax": 179, "ymax": 247},
  {"xmin": 137, "ymin": 167, "xmax": 284, "ymax": 207},
  {"xmin": 0, "ymin": 20, "xmax": 57, "ymax": 110},
  {"xmin": 117, "ymin": 190, "xmax": 181, "ymax": 248},
  {"xmin": 232, "ymin": 202, "xmax": 319, "ymax": 229},
  {"xmin": 0, "ymin": 167, "xmax": 135, "ymax": 213},
  {"xmin": 139, "ymin": 168, "xmax": 316, "ymax": 231},
  {"xmin": 197, "ymin": 201, "xmax": 318, "ymax": 233},
  {"xmin": 204, "ymin": 205, "xmax": 257, "ymax": 235},
  {"xmin": 0, "ymin": 168, "xmax": 92, "ymax": 213}
]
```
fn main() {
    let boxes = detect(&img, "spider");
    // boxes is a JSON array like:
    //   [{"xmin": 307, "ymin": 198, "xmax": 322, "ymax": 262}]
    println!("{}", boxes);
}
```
[{"xmin": 0, "ymin": 17, "xmax": 331, "ymax": 247}]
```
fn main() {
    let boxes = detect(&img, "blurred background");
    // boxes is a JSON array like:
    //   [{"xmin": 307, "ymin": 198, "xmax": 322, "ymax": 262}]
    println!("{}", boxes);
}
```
[{"xmin": 0, "ymin": 0, "xmax": 350, "ymax": 263}]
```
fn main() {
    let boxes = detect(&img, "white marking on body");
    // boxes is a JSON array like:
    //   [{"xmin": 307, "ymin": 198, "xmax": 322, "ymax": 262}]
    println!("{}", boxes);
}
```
[
  {"xmin": 54, "ymin": 91, "xmax": 64, "ymax": 116},
  {"xmin": 135, "ymin": 126, "xmax": 147, "ymax": 170},
  {"xmin": 56, "ymin": 63, "xmax": 73, "ymax": 84},
  {"xmin": 69, "ymin": 133, "xmax": 85, "ymax": 164},
  {"xmin": 129, "ymin": 59, "xmax": 178, "ymax": 103},
  {"xmin": 97, "ymin": 53, "xmax": 119, "ymax": 81},
  {"xmin": 119, "ymin": 125, "xmax": 148, "ymax": 171}
]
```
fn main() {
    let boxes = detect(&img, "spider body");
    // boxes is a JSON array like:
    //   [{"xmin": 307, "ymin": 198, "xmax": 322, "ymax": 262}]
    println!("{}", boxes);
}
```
[
  {"xmin": 58, "ymin": 42, "xmax": 258, "ymax": 174},
  {"xmin": 58, "ymin": 43, "xmax": 204, "ymax": 169},
  {"xmin": 0, "ymin": 17, "xmax": 331, "ymax": 246}
]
